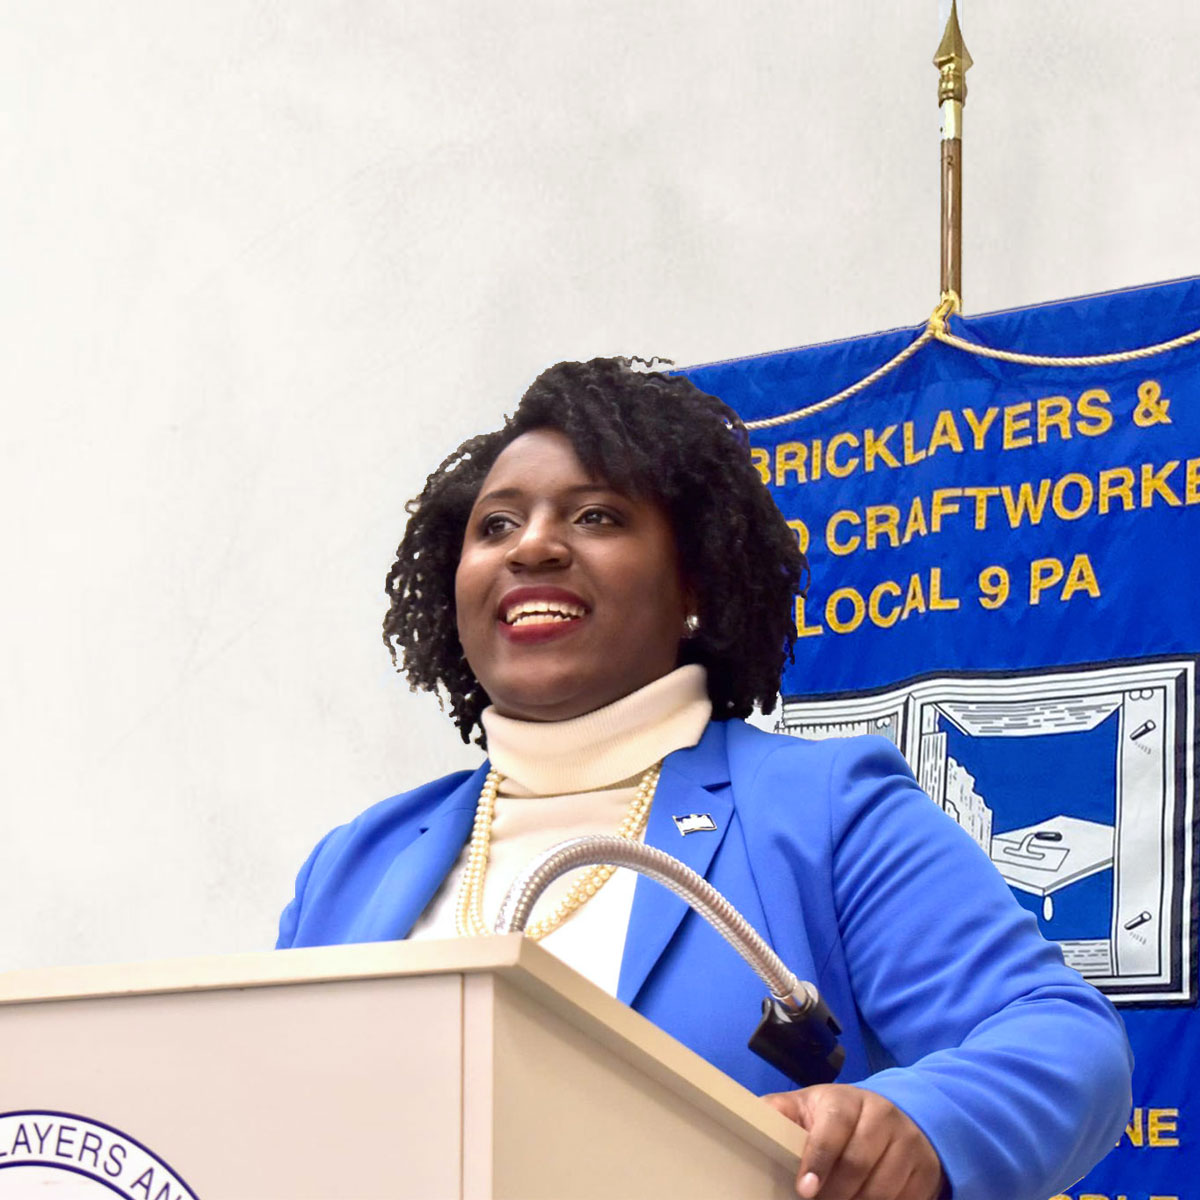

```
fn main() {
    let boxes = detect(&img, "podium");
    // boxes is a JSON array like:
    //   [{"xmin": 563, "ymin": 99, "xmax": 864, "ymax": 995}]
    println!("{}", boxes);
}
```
[{"xmin": 0, "ymin": 936, "xmax": 806, "ymax": 1198}]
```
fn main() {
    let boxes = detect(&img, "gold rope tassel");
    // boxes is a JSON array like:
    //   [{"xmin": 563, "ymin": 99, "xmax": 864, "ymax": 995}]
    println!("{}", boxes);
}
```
[{"xmin": 744, "ymin": 289, "xmax": 1200, "ymax": 431}]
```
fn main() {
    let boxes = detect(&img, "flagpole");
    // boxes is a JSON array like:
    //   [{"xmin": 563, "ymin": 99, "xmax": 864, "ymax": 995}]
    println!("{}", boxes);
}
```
[{"xmin": 934, "ymin": 0, "xmax": 972, "ymax": 305}]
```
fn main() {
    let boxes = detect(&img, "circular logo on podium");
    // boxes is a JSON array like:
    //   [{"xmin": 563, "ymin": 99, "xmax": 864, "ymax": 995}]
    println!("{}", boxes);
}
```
[{"xmin": 0, "ymin": 1111, "xmax": 198, "ymax": 1199}]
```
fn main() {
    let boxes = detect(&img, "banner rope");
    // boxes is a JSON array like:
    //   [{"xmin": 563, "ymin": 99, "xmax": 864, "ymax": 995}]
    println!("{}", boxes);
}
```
[
  {"xmin": 742, "ymin": 320, "xmax": 940, "ymax": 431},
  {"xmin": 743, "ymin": 291, "xmax": 1200, "ymax": 430}
]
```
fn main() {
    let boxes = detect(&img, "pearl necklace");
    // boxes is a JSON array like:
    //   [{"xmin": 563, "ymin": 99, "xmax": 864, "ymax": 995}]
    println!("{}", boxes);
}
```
[{"xmin": 454, "ymin": 762, "xmax": 663, "ymax": 940}]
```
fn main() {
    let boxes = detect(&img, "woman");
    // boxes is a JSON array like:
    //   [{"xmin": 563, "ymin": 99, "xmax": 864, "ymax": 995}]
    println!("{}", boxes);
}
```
[{"xmin": 278, "ymin": 358, "xmax": 1132, "ymax": 1200}]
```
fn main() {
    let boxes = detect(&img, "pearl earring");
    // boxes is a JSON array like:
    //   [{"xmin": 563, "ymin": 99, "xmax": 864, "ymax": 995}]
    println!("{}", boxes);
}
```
[{"xmin": 684, "ymin": 613, "xmax": 701, "ymax": 636}]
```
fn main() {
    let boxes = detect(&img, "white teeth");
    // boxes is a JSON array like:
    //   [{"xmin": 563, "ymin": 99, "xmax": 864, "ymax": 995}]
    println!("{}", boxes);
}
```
[{"xmin": 504, "ymin": 599, "xmax": 587, "ymax": 624}]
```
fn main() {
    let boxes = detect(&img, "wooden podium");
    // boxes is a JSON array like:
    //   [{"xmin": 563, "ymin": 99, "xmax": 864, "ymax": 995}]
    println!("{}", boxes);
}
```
[{"xmin": 0, "ymin": 936, "xmax": 805, "ymax": 1198}]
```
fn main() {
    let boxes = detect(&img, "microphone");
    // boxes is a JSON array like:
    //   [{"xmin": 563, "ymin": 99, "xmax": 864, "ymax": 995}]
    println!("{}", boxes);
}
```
[{"xmin": 495, "ymin": 834, "xmax": 845, "ymax": 1088}]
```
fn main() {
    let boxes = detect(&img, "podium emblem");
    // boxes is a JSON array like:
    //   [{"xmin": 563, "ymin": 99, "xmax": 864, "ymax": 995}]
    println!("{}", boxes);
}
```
[{"xmin": 0, "ymin": 1110, "xmax": 199, "ymax": 1199}]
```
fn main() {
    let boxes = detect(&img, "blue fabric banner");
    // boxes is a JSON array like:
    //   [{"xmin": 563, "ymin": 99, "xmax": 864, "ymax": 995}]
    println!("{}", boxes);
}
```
[{"xmin": 682, "ymin": 275, "xmax": 1200, "ymax": 1200}]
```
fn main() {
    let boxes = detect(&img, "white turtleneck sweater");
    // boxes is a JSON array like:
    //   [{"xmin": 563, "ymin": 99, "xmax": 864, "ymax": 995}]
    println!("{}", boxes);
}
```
[{"xmin": 407, "ymin": 665, "xmax": 712, "ymax": 995}]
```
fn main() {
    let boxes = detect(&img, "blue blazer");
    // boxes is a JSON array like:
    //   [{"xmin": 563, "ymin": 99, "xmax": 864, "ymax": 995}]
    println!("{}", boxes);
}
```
[{"xmin": 278, "ymin": 720, "xmax": 1132, "ymax": 1200}]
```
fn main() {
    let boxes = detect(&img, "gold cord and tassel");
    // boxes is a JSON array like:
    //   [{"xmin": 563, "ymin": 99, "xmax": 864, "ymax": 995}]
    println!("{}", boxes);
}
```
[{"xmin": 743, "ymin": 290, "xmax": 1200, "ymax": 432}]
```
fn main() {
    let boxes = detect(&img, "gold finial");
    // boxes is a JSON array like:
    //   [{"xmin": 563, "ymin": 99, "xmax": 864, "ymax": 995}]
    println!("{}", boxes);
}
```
[
  {"xmin": 934, "ymin": 0, "xmax": 972, "ymax": 303},
  {"xmin": 933, "ymin": 0, "xmax": 973, "ymax": 108}
]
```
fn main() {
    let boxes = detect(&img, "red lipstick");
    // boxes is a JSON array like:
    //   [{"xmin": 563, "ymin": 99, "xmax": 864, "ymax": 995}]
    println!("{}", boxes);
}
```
[{"xmin": 496, "ymin": 586, "xmax": 589, "ymax": 644}]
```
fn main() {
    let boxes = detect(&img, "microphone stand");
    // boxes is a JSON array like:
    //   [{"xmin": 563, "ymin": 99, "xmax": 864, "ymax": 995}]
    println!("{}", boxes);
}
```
[{"xmin": 495, "ymin": 834, "xmax": 845, "ymax": 1088}]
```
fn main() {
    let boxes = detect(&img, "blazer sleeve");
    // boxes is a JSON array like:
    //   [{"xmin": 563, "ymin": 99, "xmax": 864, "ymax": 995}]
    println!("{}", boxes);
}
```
[
  {"xmin": 822, "ymin": 736, "xmax": 1132, "ymax": 1200},
  {"xmin": 275, "ymin": 826, "xmax": 338, "ymax": 950}
]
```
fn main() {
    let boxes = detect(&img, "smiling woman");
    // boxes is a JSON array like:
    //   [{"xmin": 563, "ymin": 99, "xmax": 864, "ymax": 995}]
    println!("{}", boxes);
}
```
[
  {"xmin": 381, "ymin": 357, "xmax": 804, "ymax": 744},
  {"xmin": 277, "ymin": 358, "xmax": 1132, "ymax": 1200}
]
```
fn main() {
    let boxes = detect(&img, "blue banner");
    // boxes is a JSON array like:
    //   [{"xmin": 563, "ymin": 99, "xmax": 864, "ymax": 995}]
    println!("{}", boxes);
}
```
[{"xmin": 683, "ymin": 275, "xmax": 1200, "ymax": 1200}]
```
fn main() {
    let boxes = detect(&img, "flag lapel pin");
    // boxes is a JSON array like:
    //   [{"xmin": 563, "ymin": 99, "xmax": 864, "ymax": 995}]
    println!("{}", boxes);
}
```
[{"xmin": 673, "ymin": 813, "xmax": 717, "ymax": 835}]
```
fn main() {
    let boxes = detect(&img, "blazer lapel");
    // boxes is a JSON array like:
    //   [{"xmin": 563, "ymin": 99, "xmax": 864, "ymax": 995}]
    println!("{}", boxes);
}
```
[
  {"xmin": 355, "ymin": 762, "xmax": 487, "ymax": 942},
  {"xmin": 617, "ymin": 722, "xmax": 732, "ymax": 1006}
]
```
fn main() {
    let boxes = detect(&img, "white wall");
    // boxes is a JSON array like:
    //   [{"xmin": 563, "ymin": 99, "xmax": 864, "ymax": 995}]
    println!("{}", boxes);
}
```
[{"xmin": 2, "ymin": 2, "xmax": 1198, "ymax": 970}]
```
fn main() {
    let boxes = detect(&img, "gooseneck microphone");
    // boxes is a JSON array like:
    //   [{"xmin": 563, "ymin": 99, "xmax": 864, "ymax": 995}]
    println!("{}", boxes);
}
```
[{"xmin": 495, "ymin": 834, "xmax": 845, "ymax": 1088}]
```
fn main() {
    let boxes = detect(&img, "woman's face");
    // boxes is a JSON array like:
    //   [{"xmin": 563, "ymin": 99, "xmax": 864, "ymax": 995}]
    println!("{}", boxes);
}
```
[{"xmin": 455, "ymin": 428, "xmax": 691, "ymax": 723}]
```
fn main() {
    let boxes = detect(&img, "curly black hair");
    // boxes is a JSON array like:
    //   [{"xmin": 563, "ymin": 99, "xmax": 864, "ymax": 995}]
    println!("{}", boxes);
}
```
[{"xmin": 383, "ymin": 357, "xmax": 807, "ymax": 745}]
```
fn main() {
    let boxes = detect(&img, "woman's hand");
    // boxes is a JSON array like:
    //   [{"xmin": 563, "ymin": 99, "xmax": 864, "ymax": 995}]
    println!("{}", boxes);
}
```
[{"xmin": 763, "ymin": 1084, "xmax": 945, "ymax": 1200}]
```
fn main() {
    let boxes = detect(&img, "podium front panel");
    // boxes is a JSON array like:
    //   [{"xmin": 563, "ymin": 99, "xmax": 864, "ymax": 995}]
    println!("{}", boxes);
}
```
[{"xmin": 0, "ymin": 974, "xmax": 464, "ymax": 1198}]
